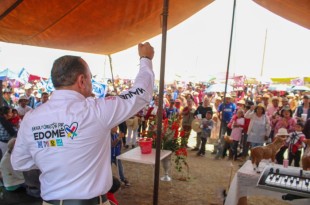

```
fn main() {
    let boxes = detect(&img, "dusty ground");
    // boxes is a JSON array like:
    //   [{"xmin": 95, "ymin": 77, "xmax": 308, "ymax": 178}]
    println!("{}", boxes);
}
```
[{"xmin": 114, "ymin": 133, "xmax": 292, "ymax": 205}]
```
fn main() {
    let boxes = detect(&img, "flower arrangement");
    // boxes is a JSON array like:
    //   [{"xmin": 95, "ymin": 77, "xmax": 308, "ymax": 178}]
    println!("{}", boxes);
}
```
[{"xmin": 141, "ymin": 114, "xmax": 189, "ymax": 179}]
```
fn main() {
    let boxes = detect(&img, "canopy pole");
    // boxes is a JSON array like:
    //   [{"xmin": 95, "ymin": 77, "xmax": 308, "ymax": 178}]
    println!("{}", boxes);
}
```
[
  {"xmin": 153, "ymin": 0, "xmax": 169, "ymax": 205},
  {"xmin": 108, "ymin": 54, "xmax": 117, "ymax": 93},
  {"xmin": 218, "ymin": 0, "xmax": 237, "ymax": 156},
  {"xmin": 260, "ymin": 28, "xmax": 268, "ymax": 77}
]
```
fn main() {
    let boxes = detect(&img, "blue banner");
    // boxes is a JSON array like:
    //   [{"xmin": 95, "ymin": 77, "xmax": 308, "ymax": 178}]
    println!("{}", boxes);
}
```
[{"xmin": 92, "ymin": 79, "xmax": 107, "ymax": 98}]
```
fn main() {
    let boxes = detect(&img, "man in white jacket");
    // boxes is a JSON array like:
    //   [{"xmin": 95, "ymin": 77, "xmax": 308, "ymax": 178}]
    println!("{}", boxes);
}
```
[{"xmin": 11, "ymin": 43, "xmax": 154, "ymax": 205}]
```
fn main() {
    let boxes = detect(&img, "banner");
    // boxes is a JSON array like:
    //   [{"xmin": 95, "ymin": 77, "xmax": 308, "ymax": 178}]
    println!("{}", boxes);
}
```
[
  {"xmin": 41, "ymin": 78, "xmax": 107, "ymax": 98},
  {"xmin": 45, "ymin": 78, "xmax": 55, "ymax": 93},
  {"xmin": 92, "ymin": 79, "xmax": 107, "ymax": 98},
  {"xmin": 290, "ymin": 77, "xmax": 304, "ymax": 86}
]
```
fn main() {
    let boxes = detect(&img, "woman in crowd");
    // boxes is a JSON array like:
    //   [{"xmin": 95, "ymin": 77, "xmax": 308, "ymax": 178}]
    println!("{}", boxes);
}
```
[
  {"xmin": 274, "ymin": 105, "xmax": 297, "ymax": 164},
  {"xmin": 244, "ymin": 103, "xmax": 271, "ymax": 148}
]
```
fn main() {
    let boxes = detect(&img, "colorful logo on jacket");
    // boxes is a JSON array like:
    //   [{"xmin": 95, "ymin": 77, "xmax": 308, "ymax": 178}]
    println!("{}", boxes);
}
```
[{"xmin": 65, "ymin": 122, "xmax": 78, "ymax": 139}]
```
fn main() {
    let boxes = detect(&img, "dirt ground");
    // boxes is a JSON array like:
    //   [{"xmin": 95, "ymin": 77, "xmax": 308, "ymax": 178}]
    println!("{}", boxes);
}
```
[{"xmin": 114, "ymin": 133, "xmax": 292, "ymax": 205}]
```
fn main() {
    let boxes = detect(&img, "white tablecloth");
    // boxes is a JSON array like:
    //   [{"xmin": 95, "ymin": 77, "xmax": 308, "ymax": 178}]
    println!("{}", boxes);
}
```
[
  {"xmin": 225, "ymin": 160, "xmax": 310, "ymax": 205},
  {"xmin": 116, "ymin": 147, "xmax": 171, "ymax": 165}
]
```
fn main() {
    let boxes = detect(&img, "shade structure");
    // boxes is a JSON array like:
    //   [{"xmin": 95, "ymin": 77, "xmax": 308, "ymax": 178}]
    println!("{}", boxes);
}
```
[
  {"xmin": 267, "ymin": 84, "xmax": 289, "ymax": 92},
  {"xmin": 290, "ymin": 85, "xmax": 310, "ymax": 92},
  {"xmin": 0, "ymin": 68, "xmax": 19, "ymax": 81},
  {"xmin": 1, "ymin": 1, "xmax": 310, "ymax": 55},
  {"xmin": 253, "ymin": 0, "xmax": 310, "ymax": 29},
  {"xmin": 0, "ymin": 0, "xmax": 213, "ymax": 55}
]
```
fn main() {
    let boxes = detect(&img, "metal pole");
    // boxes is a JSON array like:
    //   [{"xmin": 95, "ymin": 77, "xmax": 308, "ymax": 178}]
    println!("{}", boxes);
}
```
[
  {"xmin": 260, "ymin": 29, "xmax": 268, "ymax": 77},
  {"xmin": 108, "ymin": 54, "xmax": 117, "ymax": 93},
  {"xmin": 153, "ymin": 0, "xmax": 169, "ymax": 204},
  {"xmin": 218, "ymin": 0, "xmax": 237, "ymax": 157}
]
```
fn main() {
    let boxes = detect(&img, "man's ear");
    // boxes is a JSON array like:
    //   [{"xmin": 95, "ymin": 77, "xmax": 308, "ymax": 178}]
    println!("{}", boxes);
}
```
[{"xmin": 76, "ymin": 74, "xmax": 86, "ymax": 89}]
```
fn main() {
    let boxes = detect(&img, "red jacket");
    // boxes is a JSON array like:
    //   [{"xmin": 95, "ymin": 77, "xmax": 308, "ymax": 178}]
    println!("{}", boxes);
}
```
[{"xmin": 145, "ymin": 106, "xmax": 166, "ymax": 120}]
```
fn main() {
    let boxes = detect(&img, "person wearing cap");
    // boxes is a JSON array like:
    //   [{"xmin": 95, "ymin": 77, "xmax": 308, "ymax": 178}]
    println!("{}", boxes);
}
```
[
  {"xmin": 244, "ymin": 103, "xmax": 271, "ymax": 148},
  {"xmin": 279, "ymin": 97, "xmax": 289, "ymax": 111},
  {"xmin": 214, "ymin": 94, "xmax": 236, "ymax": 159},
  {"xmin": 11, "ymin": 42, "xmax": 155, "ymax": 204},
  {"xmin": 261, "ymin": 94, "xmax": 270, "ymax": 108},
  {"xmin": 236, "ymin": 99, "xmax": 246, "ymax": 111},
  {"xmin": 287, "ymin": 93, "xmax": 298, "ymax": 112},
  {"xmin": 294, "ymin": 94, "xmax": 310, "ymax": 123},
  {"xmin": 267, "ymin": 96, "xmax": 280, "ymax": 119},
  {"xmin": 23, "ymin": 84, "xmax": 36, "ymax": 109},
  {"xmin": 1, "ymin": 88, "xmax": 14, "ymax": 108},
  {"xmin": 16, "ymin": 95, "xmax": 32, "ymax": 120}
]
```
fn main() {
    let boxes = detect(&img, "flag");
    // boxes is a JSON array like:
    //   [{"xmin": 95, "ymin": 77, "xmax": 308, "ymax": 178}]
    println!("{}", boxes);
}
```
[
  {"xmin": 290, "ymin": 77, "xmax": 304, "ymax": 86},
  {"xmin": 18, "ymin": 68, "xmax": 30, "ymax": 84},
  {"xmin": 92, "ymin": 79, "xmax": 107, "ymax": 98},
  {"xmin": 45, "ymin": 77, "xmax": 55, "ymax": 93}
]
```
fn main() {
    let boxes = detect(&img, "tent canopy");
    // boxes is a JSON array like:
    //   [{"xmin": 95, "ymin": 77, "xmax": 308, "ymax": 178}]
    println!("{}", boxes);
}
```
[
  {"xmin": 1, "ymin": 0, "xmax": 309, "ymax": 55},
  {"xmin": 0, "ymin": 0, "xmax": 213, "ymax": 54},
  {"xmin": 253, "ymin": 0, "xmax": 310, "ymax": 29}
]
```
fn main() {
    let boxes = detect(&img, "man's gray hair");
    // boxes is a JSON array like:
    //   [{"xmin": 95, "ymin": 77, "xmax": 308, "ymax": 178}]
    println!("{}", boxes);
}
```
[{"xmin": 51, "ymin": 55, "xmax": 86, "ymax": 88}]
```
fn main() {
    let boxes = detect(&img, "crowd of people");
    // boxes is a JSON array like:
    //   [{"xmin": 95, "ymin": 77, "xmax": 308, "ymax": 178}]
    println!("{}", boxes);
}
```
[
  {"xmin": 118, "ymin": 82, "xmax": 310, "ymax": 165},
  {"xmin": 0, "ymin": 43, "xmax": 309, "ymax": 204}
]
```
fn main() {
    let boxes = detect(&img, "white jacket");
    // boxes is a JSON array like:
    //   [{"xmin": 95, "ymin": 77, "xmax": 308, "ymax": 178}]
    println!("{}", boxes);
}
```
[{"xmin": 11, "ymin": 58, "xmax": 154, "ymax": 200}]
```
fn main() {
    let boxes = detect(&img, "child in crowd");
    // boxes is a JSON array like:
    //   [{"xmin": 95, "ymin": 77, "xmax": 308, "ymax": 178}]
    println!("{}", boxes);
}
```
[
  {"xmin": 230, "ymin": 109, "xmax": 245, "ymax": 161},
  {"xmin": 286, "ymin": 122, "xmax": 306, "ymax": 167},
  {"xmin": 197, "ymin": 111, "xmax": 213, "ymax": 156},
  {"xmin": 111, "ymin": 126, "xmax": 130, "ymax": 186},
  {"xmin": 9, "ymin": 109, "xmax": 20, "ymax": 129}
]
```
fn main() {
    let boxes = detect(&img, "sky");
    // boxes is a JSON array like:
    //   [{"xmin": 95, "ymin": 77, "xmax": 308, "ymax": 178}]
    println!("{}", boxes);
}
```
[{"xmin": 0, "ymin": 0, "xmax": 309, "ymax": 82}]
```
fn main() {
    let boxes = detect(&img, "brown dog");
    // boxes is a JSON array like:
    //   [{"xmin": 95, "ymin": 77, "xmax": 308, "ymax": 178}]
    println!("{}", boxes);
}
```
[
  {"xmin": 251, "ymin": 136, "xmax": 286, "ymax": 171},
  {"xmin": 302, "ymin": 139, "xmax": 310, "ymax": 171}
]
